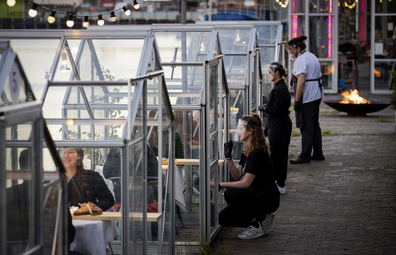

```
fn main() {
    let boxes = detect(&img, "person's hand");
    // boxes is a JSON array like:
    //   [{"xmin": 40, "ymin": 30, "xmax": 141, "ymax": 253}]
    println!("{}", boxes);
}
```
[
  {"xmin": 294, "ymin": 101, "xmax": 302, "ymax": 111},
  {"xmin": 224, "ymin": 140, "xmax": 233, "ymax": 158},
  {"xmin": 258, "ymin": 105, "xmax": 267, "ymax": 112}
]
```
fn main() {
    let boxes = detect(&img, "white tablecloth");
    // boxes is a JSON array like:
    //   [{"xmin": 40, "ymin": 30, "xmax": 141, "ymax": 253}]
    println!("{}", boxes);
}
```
[
  {"xmin": 70, "ymin": 220, "xmax": 120, "ymax": 255},
  {"xmin": 174, "ymin": 165, "xmax": 186, "ymax": 211}
]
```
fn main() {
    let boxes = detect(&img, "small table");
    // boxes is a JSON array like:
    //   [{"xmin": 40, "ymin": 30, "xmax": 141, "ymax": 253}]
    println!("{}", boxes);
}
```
[{"xmin": 70, "ymin": 220, "xmax": 120, "ymax": 255}]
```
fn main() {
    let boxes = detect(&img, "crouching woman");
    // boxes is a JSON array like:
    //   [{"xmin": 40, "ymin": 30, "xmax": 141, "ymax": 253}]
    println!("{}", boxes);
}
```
[{"xmin": 219, "ymin": 113, "xmax": 280, "ymax": 239}]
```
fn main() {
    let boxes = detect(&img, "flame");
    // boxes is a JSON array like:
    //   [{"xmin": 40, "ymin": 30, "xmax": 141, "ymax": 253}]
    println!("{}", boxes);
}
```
[
  {"xmin": 374, "ymin": 68, "xmax": 381, "ymax": 77},
  {"xmin": 339, "ymin": 89, "xmax": 371, "ymax": 104}
]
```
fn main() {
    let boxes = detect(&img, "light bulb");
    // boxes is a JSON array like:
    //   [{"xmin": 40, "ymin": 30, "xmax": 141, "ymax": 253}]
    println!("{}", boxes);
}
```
[
  {"xmin": 7, "ymin": 0, "xmax": 16, "ymax": 7},
  {"xmin": 133, "ymin": 0, "xmax": 140, "ymax": 9},
  {"xmin": 97, "ymin": 15, "xmax": 104, "ymax": 26},
  {"xmin": 110, "ymin": 11, "xmax": 117, "ymax": 22},
  {"xmin": 123, "ymin": 6, "xmax": 131, "ymax": 16},
  {"xmin": 66, "ymin": 119, "xmax": 74, "ymax": 126},
  {"xmin": 47, "ymin": 11, "xmax": 56, "ymax": 24},
  {"xmin": 200, "ymin": 42, "xmax": 206, "ymax": 52},
  {"xmin": 66, "ymin": 15, "xmax": 74, "ymax": 28},
  {"xmin": 82, "ymin": 16, "xmax": 89, "ymax": 28},
  {"xmin": 60, "ymin": 51, "xmax": 71, "ymax": 72},
  {"xmin": 28, "ymin": 3, "xmax": 38, "ymax": 17}
]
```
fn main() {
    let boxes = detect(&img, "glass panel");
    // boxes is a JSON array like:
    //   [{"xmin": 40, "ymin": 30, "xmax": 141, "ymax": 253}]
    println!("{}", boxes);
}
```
[
  {"xmin": 162, "ymin": 65, "xmax": 204, "ymax": 91},
  {"xmin": 0, "ymin": 57, "xmax": 34, "ymax": 107},
  {"xmin": 53, "ymin": 39, "xmax": 145, "ymax": 82},
  {"xmin": 5, "ymin": 121, "xmax": 38, "ymax": 254},
  {"xmin": 42, "ymin": 179, "xmax": 63, "ymax": 254},
  {"xmin": 10, "ymin": 39, "xmax": 60, "ymax": 100},
  {"xmin": 256, "ymin": 25, "xmax": 280, "ymax": 45},
  {"xmin": 217, "ymin": 29, "xmax": 251, "ymax": 54},
  {"xmin": 319, "ymin": 61, "xmax": 334, "ymax": 90},
  {"xmin": 374, "ymin": 16, "xmax": 396, "ymax": 59},
  {"xmin": 290, "ymin": 15, "xmax": 305, "ymax": 40},
  {"xmin": 43, "ymin": 85, "xmax": 132, "ymax": 141},
  {"xmin": 154, "ymin": 31, "xmax": 212, "ymax": 63},
  {"xmin": 223, "ymin": 55, "xmax": 247, "ymax": 86},
  {"xmin": 160, "ymin": 90, "xmax": 173, "ymax": 255},
  {"xmin": 374, "ymin": 0, "xmax": 396, "ymax": 14},
  {"xmin": 309, "ymin": 0, "xmax": 333, "ymax": 13},
  {"xmin": 251, "ymin": 54, "xmax": 258, "ymax": 112},
  {"xmin": 259, "ymin": 47, "xmax": 276, "ymax": 74},
  {"xmin": 209, "ymin": 65, "xmax": 218, "ymax": 134},
  {"xmin": 309, "ymin": 16, "xmax": 333, "ymax": 59},
  {"xmin": 229, "ymin": 89, "xmax": 244, "ymax": 130},
  {"xmin": 374, "ymin": 61, "xmax": 396, "ymax": 90},
  {"xmin": 129, "ymin": 92, "xmax": 144, "ymax": 253},
  {"xmin": 290, "ymin": 0, "xmax": 305, "ymax": 13}
]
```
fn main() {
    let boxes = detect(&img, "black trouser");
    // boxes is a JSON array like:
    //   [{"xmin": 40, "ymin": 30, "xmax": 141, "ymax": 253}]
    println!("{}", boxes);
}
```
[
  {"xmin": 219, "ymin": 187, "xmax": 279, "ymax": 228},
  {"xmin": 299, "ymin": 98, "xmax": 323, "ymax": 160},
  {"xmin": 270, "ymin": 142, "xmax": 289, "ymax": 187}
]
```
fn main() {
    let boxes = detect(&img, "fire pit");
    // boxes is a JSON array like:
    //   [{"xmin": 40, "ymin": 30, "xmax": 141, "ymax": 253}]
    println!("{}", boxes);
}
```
[{"xmin": 323, "ymin": 89, "xmax": 389, "ymax": 116}]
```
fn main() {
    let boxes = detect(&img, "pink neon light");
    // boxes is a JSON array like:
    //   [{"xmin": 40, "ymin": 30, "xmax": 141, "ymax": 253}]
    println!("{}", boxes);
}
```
[
  {"xmin": 360, "ymin": 0, "xmax": 365, "ymax": 42},
  {"xmin": 293, "ymin": 0, "xmax": 296, "ymax": 13},
  {"xmin": 292, "ymin": 15, "xmax": 298, "ymax": 39},
  {"xmin": 329, "ymin": 0, "xmax": 333, "ymax": 13},
  {"xmin": 328, "ymin": 15, "xmax": 332, "ymax": 59}
]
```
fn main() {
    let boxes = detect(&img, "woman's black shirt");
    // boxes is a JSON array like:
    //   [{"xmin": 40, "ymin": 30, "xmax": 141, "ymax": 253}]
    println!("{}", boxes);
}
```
[
  {"xmin": 68, "ymin": 170, "xmax": 114, "ymax": 211},
  {"xmin": 265, "ymin": 79, "xmax": 292, "ymax": 144},
  {"xmin": 239, "ymin": 147, "xmax": 275, "ymax": 191}
]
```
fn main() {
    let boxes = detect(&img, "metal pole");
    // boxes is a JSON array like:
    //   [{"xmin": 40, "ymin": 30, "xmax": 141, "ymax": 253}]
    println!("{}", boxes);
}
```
[{"xmin": 181, "ymin": 0, "xmax": 186, "ymax": 24}]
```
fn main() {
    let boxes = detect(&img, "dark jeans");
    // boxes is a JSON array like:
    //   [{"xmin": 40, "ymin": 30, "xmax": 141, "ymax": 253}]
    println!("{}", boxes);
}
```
[
  {"xmin": 299, "ymin": 99, "xmax": 323, "ymax": 160},
  {"xmin": 270, "ymin": 143, "xmax": 289, "ymax": 186},
  {"xmin": 219, "ymin": 187, "xmax": 279, "ymax": 228}
]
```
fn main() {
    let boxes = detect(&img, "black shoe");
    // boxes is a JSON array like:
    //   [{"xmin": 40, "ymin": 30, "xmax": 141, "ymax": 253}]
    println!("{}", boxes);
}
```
[
  {"xmin": 289, "ymin": 157, "xmax": 311, "ymax": 164},
  {"xmin": 311, "ymin": 155, "xmax": 325, "ymax": 160}
]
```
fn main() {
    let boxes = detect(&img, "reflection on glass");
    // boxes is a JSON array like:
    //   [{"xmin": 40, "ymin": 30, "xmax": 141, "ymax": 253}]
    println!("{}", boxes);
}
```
[
  {"xmin": 10, "ymin": 39, "xmax": 59, "ymax": 100},
  {"xmin": 374, "ymin": 16, "xmax": 396, "ymax": 59},
  {"xmin": 309, "ymin": 0, "xmax": 333, "ymax": 13},
  {"xmin": 309, "ymin": 16, "xmax": 332, "ymax": 59},
  {"xmin": 374, "ymin": 61, "xmax": 396, "ymax": 90},
  {"xmin": 290, "ymin": 0, "xmax": 305, "ymax": 13},
  {"xmin": 319, "ymin": 61, "xmax": 334, "ymax": 90}
]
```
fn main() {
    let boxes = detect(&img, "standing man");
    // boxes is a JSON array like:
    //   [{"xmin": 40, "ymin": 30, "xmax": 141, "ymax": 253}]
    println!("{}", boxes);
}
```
[{"xmin": 287, "ymin": 35, "xmax": 325, "ymax": 164}]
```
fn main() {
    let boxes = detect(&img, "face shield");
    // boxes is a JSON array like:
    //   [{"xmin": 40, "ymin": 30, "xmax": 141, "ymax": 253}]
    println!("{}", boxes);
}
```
[
  {"xmin": 264, "ymin": 64, "xmax": 277, "ymax": 83},
  {"xmin": 233, "ymin": 119, "xmax": 248, "ymax": 142}
]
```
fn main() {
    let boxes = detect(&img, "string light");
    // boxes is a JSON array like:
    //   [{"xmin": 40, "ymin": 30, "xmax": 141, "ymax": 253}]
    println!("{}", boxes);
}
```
[
  {"xmin": 133, "ymin": 0, "xmax": 140, "ymax": 9},
  {"xmin": 9, "ymin": 1, "xmax": 140, "ymax": 27},
  {"xmin": 82, "ymin": 16, "xmax": 89, "ymax": 28},
  {"xmin": 123, "ymin": 6, "xmax": 131, "ymax": 16},
  {"xmin": 275, "ymin": 0, "xmax": 289, "ymax": 8},
  {"xmin": 97, "ymin": 15, "xmax": 104, "ymax": 26},
  {"xmin": 47, "ymin": 11, "xmax": 56, "ymax": 24},
  {"xmin": 7, "ymin": 0, "xmax": 16, "ymax": 7},
  {"xmin": 28, "ymin": 3, "xmax": 38, "ymax": 17},
  {"xmin": 110, "ymin": 11, "xmax": 117, "ymax": 22},
  {"xmin": 66, "ymin": 14, "xmax": 74, "ymax": 28}
]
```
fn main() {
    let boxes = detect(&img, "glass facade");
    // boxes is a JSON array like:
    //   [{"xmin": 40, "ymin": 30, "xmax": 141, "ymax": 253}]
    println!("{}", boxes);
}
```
[{"xmin": 289, "ymin": 0, "xmax": 337, "ymax": 93}]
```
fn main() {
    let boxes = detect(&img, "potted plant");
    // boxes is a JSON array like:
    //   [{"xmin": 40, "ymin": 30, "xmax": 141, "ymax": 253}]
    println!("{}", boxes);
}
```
[{"xmin": 390, "ymin": 71, "xmax": 396, "ymax": 132}]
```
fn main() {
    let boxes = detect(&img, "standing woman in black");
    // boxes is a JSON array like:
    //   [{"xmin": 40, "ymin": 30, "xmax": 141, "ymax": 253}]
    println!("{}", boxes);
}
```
[{"xmin": 260, "ymin": 62, "xmax": 292, "ymax": 194}]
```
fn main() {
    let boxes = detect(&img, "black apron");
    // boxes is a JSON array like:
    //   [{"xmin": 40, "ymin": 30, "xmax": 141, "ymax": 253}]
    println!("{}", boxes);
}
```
[{"xmin": 292, "ymin": 50, "xmax": 323, "ymax": 129}]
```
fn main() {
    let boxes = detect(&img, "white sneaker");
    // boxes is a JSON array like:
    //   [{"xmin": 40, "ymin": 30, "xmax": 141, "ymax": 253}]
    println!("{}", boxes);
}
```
[
  {"xmin": 277, "ymin": 184, "xmax": 286, "ymax": 194},
  {"xmin": 237, "ymin": 223, "xmax": 265, "ymax": 239},
  {"xmin": 261, "ymin": 214, "xmax": 275, "ymax": 234}
]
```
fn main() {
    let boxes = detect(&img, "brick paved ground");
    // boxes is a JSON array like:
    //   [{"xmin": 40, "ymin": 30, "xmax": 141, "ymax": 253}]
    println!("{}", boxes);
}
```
[{"xmin": 218, "ymin": 93, "xmax": 396, "ymax": 254}]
